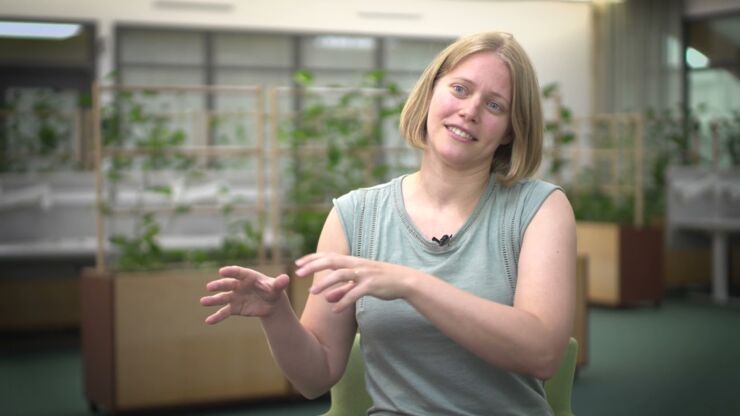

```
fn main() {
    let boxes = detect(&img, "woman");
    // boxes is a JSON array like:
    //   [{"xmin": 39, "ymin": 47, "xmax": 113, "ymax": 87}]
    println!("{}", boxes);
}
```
[{"xmin": 201, "ymin": 31, "xmax": 575, "ymax": 415}]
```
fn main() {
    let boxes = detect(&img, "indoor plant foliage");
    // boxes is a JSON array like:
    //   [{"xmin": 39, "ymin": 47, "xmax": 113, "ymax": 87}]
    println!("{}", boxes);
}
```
[
  {"xmin": 542, "ymin": 89, "xmax": 702, "ymax": 226},
  {"xmin": 641, "ymin": 106, "xmax": 698, "ymax": 225},
  {"xmin": 541, "ymin": 82, "xmax": 576, "ymax": 181},
  {"xmin": 280, "ymin": 70, "xmax": 406, "ymax": 257},
  {"xmin": 569, "ymin": 115, "xmax": 642, "ymax": 225},
  {"xmin": 539, "ymin": 83, "xmax": 633, "ymax": 224},
  {"xmin": 709, "ymin": 110, "xmax": 740, "ymax": 167},
  {"xmin": 101, "ymin": 89, "xmax": 261, "ymax": 271},
  {"xmin": 0, "ymin": 88, "xmax": 81, "ymax": 172},
  {"xmin": 541, "ymin": 87, "xmax": 669, "ymax": 306},
  {"xmin": 82, "ymin": 86, "xmax": 277, "ymax": 414}
]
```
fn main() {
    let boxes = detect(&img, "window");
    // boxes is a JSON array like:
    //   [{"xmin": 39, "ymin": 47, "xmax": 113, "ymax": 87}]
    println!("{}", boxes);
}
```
[
  {"xmin": 0, "ymin": 19, "xmax": 96, "ymax": 172},
  {"xmin": 684, "ymin": 13, "xmax": 740, "ymax": 118},
  {"xmin": 684, "ymin": 13, "xmax": 740, "ymax": 166}
]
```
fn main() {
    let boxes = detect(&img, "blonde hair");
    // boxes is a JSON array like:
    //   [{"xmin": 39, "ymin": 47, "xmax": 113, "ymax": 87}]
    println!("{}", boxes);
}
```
[{"xmin": 399, "ymin": 31, "xmax": 543, "ymax": 186}]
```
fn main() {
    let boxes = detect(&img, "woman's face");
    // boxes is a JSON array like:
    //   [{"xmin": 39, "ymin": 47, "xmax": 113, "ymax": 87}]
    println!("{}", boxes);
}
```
[{"xmin": 425, "ymin": 51, "xmax": 512, "ymax": 171}]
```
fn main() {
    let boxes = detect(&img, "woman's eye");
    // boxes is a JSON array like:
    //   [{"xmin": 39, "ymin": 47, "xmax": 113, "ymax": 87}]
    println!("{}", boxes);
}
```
[
  {"xmin": 487, "ymin": 101, "xmax": 502, "ymax": 112},
  {"xmin": 452, "ymin": 84, "xmax": 466, "ymax": 95}
]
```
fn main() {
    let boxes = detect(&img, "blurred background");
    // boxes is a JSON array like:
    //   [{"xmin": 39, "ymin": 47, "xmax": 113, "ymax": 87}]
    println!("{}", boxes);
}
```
[{"xmin": 0, "ymin": 0, "xmax": 739, "ymax": 415}]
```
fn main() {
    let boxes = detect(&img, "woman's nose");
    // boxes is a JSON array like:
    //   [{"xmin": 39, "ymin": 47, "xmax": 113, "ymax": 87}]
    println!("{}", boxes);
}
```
[{"xmin": 458, "ymin": 98, "xmax": 480, "ymax": 123}]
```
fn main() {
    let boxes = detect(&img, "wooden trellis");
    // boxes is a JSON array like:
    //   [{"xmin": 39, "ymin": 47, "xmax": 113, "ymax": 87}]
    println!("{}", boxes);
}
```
[
  {"xmin": 542, "ymin": 112, "xmax": 646, "ymax": 227},
  {"xmin": 267, "ymin": 85, "xmax": 416, "ymax": 263},
  {"xmin": 91, "ymin": 82, "xmax": 268, "ymax": 272}
]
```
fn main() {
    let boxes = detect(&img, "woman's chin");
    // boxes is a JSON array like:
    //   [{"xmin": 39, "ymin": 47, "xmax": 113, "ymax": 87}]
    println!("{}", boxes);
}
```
[{"xmin": 435, "ymin": 152, "xmax": 489, "ymax": 171}]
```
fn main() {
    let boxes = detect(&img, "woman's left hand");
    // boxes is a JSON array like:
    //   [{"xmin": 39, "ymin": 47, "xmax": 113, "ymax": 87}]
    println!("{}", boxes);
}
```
[{"xmin": 294, "ymin": 252, "xmax": 418, "ymax": 312}]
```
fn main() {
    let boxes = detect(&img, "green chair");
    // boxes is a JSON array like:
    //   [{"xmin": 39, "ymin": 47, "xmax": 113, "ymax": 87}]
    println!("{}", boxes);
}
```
[
  {"xmin": 321, "ymin": 334, "xmax": 372, "ymax": 416},
  {"xmin": 545, "ymin": 337, "xmax": 579, "ymax": 416},
  {"xmin": 321, "ymin": 334, "xmax": 579, "ymax": 416}
]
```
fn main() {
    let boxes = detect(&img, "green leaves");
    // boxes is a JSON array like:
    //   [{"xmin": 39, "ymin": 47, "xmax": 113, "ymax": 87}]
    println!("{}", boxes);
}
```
[
  {"xmin": 1, "ymin": 88, "xmax": 75, "ymax": 172},
  {"xmin": 281, "ymin": 69, "xmax": 406, "ymax": 255},
  {"xmin": 147, "ymin": 185, "xmax": 172, "ymax": 196},
  {"xmin": 543, "ymin": 83, "xmax": 575, "ymax": 177},
  {"xmin": 541, "ymin": 82, "xmax": 558, "ymax": 99},
  {"xmin": 293, "ymin": 69, "xmax": 314, "ymax": 87},
  {"xmin": 570, "ymin": 188, "xmax": 634, "ymax": 224},
  {"xmin": 110, "ymin": 213, "xmax": 165, "ymax": 271}
]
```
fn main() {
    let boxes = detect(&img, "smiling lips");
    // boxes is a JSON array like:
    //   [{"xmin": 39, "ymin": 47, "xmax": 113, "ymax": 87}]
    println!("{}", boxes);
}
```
[{"xmin": 446, "ymin": 124, "xmax": 477, "ymax": 142}]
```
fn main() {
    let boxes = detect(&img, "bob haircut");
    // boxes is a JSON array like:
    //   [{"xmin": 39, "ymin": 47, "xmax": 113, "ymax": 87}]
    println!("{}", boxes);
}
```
[{"xmin": 399, "ymin": 31, "xmax": 543, "ymax": 186}]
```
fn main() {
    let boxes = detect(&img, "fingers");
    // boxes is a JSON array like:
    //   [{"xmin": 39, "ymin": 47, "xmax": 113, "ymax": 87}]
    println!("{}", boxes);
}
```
[
  {"xmin": 206, "ymin": 265, "xmax": 263, "ymax": 292},
  {"xmin": 205, "ymin": 278, "xmax": 239, "ymax": 292},
  {"xmin": 330, "ymin": 283, "xmax": 367, "ymax": 313},
  {"xmin": 323, "ymin": 281, "xmax": 356, "ymax": 303},
  {"xmin": 202, "ymin": 268, "xmax": 290, "ymax": 325},
  {"xmin": 204, "ymin": 304, "xmax": 232, "ymax": 325},
  {"xmin": 294, "ymin": 252, "xmax": 325, "ymax": 267},
  {"xmin": 200, "ymin": 291, "xmax": 231, "ymax": 307},
  {"xmin": 294, "ymin": 253, "xmax": 357, "ymax": 278},
  {"xmin": 251, "ymin": 274, "xmax": 290, "ymax": 303},
  {"xmin": 219, "ymin": 265, "xmax": 264, "ymax": 281},
  {"xmin": 272, "ymin": 274, "xmax": 290, "ymax": 293},
  {"xmin": 310, "ymin": 268, "xmax": 358, "ymax": 295},
  {"xmin": 311, "ymin": 269, "xmax": 366, "ymax": 313}
]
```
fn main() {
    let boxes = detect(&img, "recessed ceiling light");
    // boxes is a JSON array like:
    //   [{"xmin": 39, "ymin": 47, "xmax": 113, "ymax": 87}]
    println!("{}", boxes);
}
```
[{"xmin": 0, "ymin": 21, "xmax": 82, "ymax": 40}]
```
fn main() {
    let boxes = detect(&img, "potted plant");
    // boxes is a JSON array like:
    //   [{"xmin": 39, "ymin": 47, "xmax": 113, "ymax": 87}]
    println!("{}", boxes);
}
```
[
  {"xmin": 277, "ymin": 70, "xmax": 406, "ymax": 257},
  {"xmin": 270, "ymin": 70, "xmax": 408, "ymax": 315},
  {"xmin": 0, "ymin": 89, "xmax": 92, "ymax": 332},
  {"xmin": 543, "ymin": 87, "xmax": 665, "ymax": 307},
  {"xmin": 80, "ymin": 85, "xmax": 290, "ymax": 413}
]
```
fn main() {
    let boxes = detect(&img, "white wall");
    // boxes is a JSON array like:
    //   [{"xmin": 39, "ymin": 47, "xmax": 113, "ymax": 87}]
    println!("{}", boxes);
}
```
[{"xmin": 2, "ymin": 0, "xmax": 594, "ymax": 115}]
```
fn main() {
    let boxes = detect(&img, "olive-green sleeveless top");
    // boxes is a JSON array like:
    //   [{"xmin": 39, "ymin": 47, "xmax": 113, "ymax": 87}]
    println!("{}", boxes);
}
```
[{"xmin": 333, "ymin": 174, "xmax": 559, "ymax": 416}]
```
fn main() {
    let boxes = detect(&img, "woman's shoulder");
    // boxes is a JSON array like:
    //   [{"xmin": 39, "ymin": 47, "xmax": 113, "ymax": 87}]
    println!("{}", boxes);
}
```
[
  {"xmin": 497, "ymin": 177, "xmax": 561, "ymax": 197},
  {"xmin": 335, "ymin": 175, "xmax": 403, "ymax": 204},
  {"xmin": 334, "ymin": 176, "xmax": 403, "ymax": 209}
]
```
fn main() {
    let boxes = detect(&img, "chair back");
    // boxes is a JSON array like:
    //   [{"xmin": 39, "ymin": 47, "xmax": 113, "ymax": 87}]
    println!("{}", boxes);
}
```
[
  {"xmin": 320, "ymin": 334, "xmax": 372, "ymax": 416},
  {"xmin": 544, "ymin": 337, "xmax": 579, "ymax": 416}
]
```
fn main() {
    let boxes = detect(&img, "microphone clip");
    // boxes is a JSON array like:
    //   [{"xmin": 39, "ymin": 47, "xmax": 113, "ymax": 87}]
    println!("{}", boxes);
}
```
[{"xmin": 432, "ymin": 234, "xmax": 451, "ymax": 247}]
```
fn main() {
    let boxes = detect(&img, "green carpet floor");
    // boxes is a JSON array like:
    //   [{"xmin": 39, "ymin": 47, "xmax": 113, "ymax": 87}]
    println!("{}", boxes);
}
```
[
  {"xmin": 2, "ymin": 297, "xmax": 739, "ymax": 415},
  {"xmin": 572, "ymin": 298, "xmax": 740, "ymax": 415}
]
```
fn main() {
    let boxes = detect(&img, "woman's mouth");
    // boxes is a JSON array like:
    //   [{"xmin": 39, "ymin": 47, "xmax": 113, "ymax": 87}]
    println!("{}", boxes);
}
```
[{"xmin": 446, "ymin": 125, "xmax": 477, "ymax": 142}]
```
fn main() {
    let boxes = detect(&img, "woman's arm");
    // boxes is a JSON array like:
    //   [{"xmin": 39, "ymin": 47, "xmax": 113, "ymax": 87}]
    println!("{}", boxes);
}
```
[
  {"xmin": 404, "ymin": 190, "xmax": 576, "ymax": 379},
  {"xmin": 263, "ymin": 207, "xmax": 357, "ymax": 398},
  {"xmin": 201, "ymin": 208, "xmax": 356, "ymax": 399},
  {"xmin": 297, "ymin": 190, "xmax": 576, "ymax": 380}
]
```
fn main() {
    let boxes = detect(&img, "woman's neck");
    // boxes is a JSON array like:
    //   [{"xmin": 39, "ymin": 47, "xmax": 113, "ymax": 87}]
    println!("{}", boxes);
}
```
[
  {"xmin": 411, "ymin": 156, "xmax": 491, "ymax": 210},
  {"xmin": 401, "ymin": 160, "xmax": 491, "ymax": 241}
]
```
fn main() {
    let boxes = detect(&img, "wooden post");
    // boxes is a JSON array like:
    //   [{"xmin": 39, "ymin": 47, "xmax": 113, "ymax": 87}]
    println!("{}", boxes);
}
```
[
  {"xmin": 268, "ymin": 87, "xmax": 282, "ymax": 264},
  {"xmin": 609, "ymin": 117, "xmax": 619, "ymax": 201},
  {"xmin": 633, "ymin": 114, "xmax": 644, "ymax": 228},
  {"xmin": 92, "ymin": 81, "xmax": 106, "ymax": 273},
  {"xmin": 255, "ymin": 87, "xmax": 266, "ymax": 264}
]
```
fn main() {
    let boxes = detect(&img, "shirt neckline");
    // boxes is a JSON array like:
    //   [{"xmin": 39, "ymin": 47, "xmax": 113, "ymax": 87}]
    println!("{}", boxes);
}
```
[{"xmin": 391, "ymin": 173, "xmax": 496, "ymax": 253}]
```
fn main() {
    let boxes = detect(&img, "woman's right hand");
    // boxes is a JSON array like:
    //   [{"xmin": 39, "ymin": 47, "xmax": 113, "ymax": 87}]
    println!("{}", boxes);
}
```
[{"xmin": 200, "ymin": 265, "xmax": 290, "ymax": 324}]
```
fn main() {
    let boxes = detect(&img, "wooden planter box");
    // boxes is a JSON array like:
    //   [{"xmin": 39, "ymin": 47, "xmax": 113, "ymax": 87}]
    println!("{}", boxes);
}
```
[
  {"xmin": 80, "ymin": 265, "xmax": 291, "ymax": 413},
  {"xmin": 0, "ymin": 276, "xmax": 80, "ymax": 330},
  {"xmin": 576, "ymin": 222, "xmax": 663, "ymax": 307}
]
